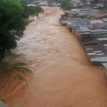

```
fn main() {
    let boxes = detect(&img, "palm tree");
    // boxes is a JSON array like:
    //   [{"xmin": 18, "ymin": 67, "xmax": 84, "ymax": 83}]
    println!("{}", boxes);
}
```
[{"xmin": 0, "ymin": 61, "xmax": 32, "ymax": 89}]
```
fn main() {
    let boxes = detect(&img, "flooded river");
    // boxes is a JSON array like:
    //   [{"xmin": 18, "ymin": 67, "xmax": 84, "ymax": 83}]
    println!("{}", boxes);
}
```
[{"xmin": 1, "ymin": 7, "xmax": 107, "ymax": 107}]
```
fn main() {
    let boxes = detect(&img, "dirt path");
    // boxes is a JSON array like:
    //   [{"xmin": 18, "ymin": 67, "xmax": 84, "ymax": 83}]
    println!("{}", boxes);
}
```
[{"xmin": 1, "ymin": 7, "xmax": 107, "ymax": 107}]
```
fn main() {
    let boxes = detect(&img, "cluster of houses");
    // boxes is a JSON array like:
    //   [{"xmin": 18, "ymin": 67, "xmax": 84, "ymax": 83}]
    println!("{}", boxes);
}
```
[
  {"xmin": 71, "ymin": 0, "xmax": 106, "ymax": 8},
  {"xmin": 27, "ymin": 0, "xmax": 60, "ymax": 6},
  {"xmin": 60, "ymin": 8, "xmax": 107, "ymax": 70},
  {"xmin": 27, "ymin": 0, "xmax": 106, "ymax": 9}
]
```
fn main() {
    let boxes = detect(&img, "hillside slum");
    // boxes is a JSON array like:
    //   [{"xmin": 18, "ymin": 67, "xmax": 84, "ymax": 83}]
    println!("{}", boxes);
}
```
[{"xmin": 60, "ymin": 8, "xmax": 107, "ymax": 69}]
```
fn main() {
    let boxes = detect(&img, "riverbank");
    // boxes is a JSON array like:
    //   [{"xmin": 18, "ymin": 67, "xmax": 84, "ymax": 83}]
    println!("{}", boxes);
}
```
[{"xmin": 0, "ymin": 7, "xmax": 107, "ymax": 107}]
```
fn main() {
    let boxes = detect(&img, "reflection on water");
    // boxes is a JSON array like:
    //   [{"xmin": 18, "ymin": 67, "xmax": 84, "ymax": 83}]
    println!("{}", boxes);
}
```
[{"xmin": 0, "ymin": 7, "xmax": 107, "ymax": 107}]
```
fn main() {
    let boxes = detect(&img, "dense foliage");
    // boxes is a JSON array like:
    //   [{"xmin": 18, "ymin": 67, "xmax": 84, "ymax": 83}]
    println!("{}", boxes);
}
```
[
  {"xmin": 0, "ymin": 0, "xmax": 25, "ymax": 60},
  {"xmin": 60, "ymin": 0, "xmax": 71, "ymax": 10},
  {"xmin": 0, "ymin": 61, "xmax": 32, "ymax": 89},
  {"xmin": 0, "ymin": 0, "xmax": 43, "ymax": 60},
  {"xmin": 0, "ymin": 0, "xmax": 43, "ymax": 86},
  {"xmin": 23, "ymin": 5, "xmax": 44, "ymax": 18}
]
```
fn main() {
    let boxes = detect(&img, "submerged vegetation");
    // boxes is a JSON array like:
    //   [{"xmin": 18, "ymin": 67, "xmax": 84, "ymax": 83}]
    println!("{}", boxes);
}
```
[
  {"xmin": 0, "ymin": 0, "xmax": 44, "ymax": 85},
  {"xmin": 0, "ymin": 0, "xmax": 25, "ymax": 60},
  {"xmin": 0, "ymin": 61, "xmax": 32, "ymax": 76},
  {"xmin": 22, "ymin": 2, "xmax": 44, "ymax": 19},
  {"xmin": 0, "ymin": 0, "xmax": 43, "ymax": 60},
  {"xmin": 0, "ymin": 0, "xmax": 69, "ymax": 89},
  {"xmin": 0, "ymin": 61, "xmax": 32, "ymax": 89}
]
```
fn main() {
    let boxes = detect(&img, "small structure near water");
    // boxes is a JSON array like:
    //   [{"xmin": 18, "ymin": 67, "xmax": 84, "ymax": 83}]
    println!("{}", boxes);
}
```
[{"xmin": 59, "ymin": 12, "xmax": 69, "ymax": 25}]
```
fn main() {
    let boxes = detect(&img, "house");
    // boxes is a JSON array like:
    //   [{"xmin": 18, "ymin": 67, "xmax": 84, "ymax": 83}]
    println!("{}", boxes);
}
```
[{"xmin": 90, "ymin": 13, "xmax": 107, "ymax": 19}]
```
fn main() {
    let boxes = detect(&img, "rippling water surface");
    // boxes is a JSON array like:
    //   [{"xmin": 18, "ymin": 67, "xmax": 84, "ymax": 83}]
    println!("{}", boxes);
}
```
[{"xmin": 0, "ymin": 7, "xmax": 107, "ymax": 107}]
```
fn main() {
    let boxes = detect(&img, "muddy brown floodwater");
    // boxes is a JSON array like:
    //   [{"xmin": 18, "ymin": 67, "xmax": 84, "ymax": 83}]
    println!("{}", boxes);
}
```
[{"xmin": 0, "ymin": 7, "xmax": 107, "ymax": 107}]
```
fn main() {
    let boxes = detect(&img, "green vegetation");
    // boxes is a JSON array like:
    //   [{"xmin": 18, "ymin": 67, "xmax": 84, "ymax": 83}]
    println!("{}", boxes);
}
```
[
  {"xmin": 0, "ymin": 0, "xmax": 44, "ymax": 84},
  {"xmin": 59, "ymin": 0, "xmax": 71, "ymax": 10},
  {"xmin": 47, "ymin": 0, "xmax": 56, "ymax": 5},
  {"xmin": 0, "ymin": 61, "xmax": 32, "ymax": 89},
  {"xmin": 22, "ymin": 2, "xmax": 43, "ymax": 19},
  {"xmin": 0, "ymin": 0, "xmax": 25, "ymax": 60},
  {"xmin": 27, "ymin": 5, "xmax": 43, "ymax": 18},
  {"xmin": 0, "ymin": 0, "xmax": 43, "ymax": 60},
  {"xmin": 0, "ymin": 0, "xmax": 45, "ymax": 87}
]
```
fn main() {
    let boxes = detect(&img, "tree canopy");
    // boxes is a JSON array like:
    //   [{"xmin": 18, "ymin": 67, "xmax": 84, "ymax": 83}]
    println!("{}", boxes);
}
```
[
  {"xmin": 60, "ymin": 0, "xmax": 71, "ymax": 10},
  {"xmin": 27, "ymin": 5, "xmax": 43, "ymax": 17},
  {"xmin": 0, "ymin": 0, "xmax": 44, "ymax": 60},
  {"xmin": 22, "ymin": 2, "xmax": 44, "ymax": 19},
  {"xmin": 0, "ymin": 0, "xmax": 25, "ymax": 60}
]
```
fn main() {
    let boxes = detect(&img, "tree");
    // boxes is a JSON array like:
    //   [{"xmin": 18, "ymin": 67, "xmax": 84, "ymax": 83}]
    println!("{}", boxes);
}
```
[
  {"xmin": 21, "ymin": 0, "xmax": 44, "ymax": 19},
  {"xmin": 60, "ymin": 0, "xmax": 71, "ymax": 10},
  {"xmin": 0, "ymin": 0, "xmax": 25, "ymax": 60},
  {"xmin": 0, "ymin": 61, "xmax": 32, "ymax": 89},
  {"xmin": 22, "ymin": 1, "xmax": 30, "ymax": 18},
  {"xmin": 26, "ymin": 5, "xmax": 43, "ymax": 19},
  {"xmin": 0, "ymin": 0, "xmax": 32, "ymax": 88},
  {"xmin": 48, "ymin": 0, "xmax": 52, "ymax": 5},
  {"xmin": 34, "ymin": 5, "xmax": 44, "ymax": 17}
]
